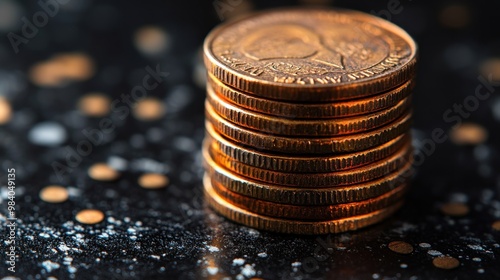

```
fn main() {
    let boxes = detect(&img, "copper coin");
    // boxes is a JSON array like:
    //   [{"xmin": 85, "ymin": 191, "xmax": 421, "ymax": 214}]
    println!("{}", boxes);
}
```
[
  {"xmin": 388, "ymin": 241, "xmax": 414, "ymax": 254},
  {"xmin": 208, "ymin": 73, "xmax": 414, "ymax": 119},
  {"xmin": 205, "ymin": 140, "xmax": 413, "ymax": 187},
  {"xmin": 204, "ymin": 176, "xmax": 404, "ymax": 235},
  {"xmin": 209, "ymin": 173, "xmax": 408, "ymax": 220},
  {"xmin": 205, "ymin": 104, "xmax": 413, "ymax": 154},
  {"xmin": 205, "ymin": 151, "xmax": 413, "ymax": 205},
  {"xmin": 206, "ymin": 120, "xmax": 409, "ymax": 173},
  {"xmin": 204, "ymin": 8, "xmax": 417, "ymax": 101},
  {"xmin": 75, "ymin": 209, "xmax": 105, "ymax": 224},
  {"xmin": 39, "ymin": 185, "xmax": 69, "ymax": 203},
  {"xmin": 432, "ymin": 256, "xmax": 460, "ymax": 269},
  {"xmin": 206, "ymin": 87, "xmax": 411, "ymax": 136}
]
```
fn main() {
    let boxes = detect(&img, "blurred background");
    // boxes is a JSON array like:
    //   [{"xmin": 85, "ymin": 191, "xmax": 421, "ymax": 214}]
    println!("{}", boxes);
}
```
[{"xmin": 0, "ymin": 0, "xmax": 499, "ymax": 279}]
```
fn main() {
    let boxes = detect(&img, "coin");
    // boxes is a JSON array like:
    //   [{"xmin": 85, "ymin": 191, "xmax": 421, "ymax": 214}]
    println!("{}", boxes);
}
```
[
  {"xmin": 204, "ymin": 175, "xmax": 404, "ymax": 234},
  {"xmin": 206, "ymin": 121, "xmax": 409, "ymax": 173},
  {"xmin": 205, "ymin": 103, "xmax": 413, "ymax": 154},
  {"xmin": 205, "ymin": 139, "xmax": 413, "ymax": 187},
  {"xmin": 88, "ymin": 163, "xmax": 120, "ymax": 181},
  {"xmin": 208, "ymin": 73, "xmax": 414, "ymax": 119},
  {"xmin": 432, "ymin": 256, "xmax": 460, "ymax": 269},
  {"xmin": 205, "ymin": 150, "xmax": 413, "ymax": 205},
  {"xmin": 39, "ymin": 185, "xmax": 69, "ymax": 203},
  {"xmin": 75, "ymin": 209, "xmax": 105, "ymax": 224},
  {"xmin": 388, "ymin": 241, "xmax": 414, "ymax": 254},
  {"xmin": 204, "ymin": 8, "xmax": 417, "ymax": 101},
  {"xmin": 206, "ymin": 87, "xmax": 411, "ymax": 136},
  {"xmin": 209, "ymin": 173, "xmax": 408, "ymax": 220}
]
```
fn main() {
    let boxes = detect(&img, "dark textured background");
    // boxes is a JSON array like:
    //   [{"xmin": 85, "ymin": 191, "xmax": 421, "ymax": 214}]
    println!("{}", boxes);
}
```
[{"xmin": 1, "ymin": 0, "xmax": 500, "ymax": 279}]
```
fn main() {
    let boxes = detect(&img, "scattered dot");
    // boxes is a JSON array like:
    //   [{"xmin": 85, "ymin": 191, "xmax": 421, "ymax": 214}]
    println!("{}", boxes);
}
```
[
  {"xmin": 432, "ymin": 256, "xmax": 460, "ymax": 269},
  {"xmin": 481, "ymin": 58, "xmax": 500, "ymax": 82},
  {"xmin": 388, "ymin": 241, "xmax": 413, "ymax": 254},
  {"xmin": 78, "ymin": 93, "xmax": 111, "ymax": 117},
  {"xmin": 133, "ymin": 98, "xmax": 166, "ymax": 121},
  {"xmin": 478, "ymin": 268, "xmax": 485, "ymax": 274},
  {"xmin": 54, "ymin": 53, "xmax": 95, "ymax": 81},
  {"xmin": 28, "ymin": 122, "xmax": 67, "ymax": 146},
  {"xmin": 450, "ymin": 123, "xmax": 488, "ymax": 145},
  {"xmin": 88, "ymin": 163, "xmax": 120, "ymax": 181},
  {"xmin": 138, "ymin": 173, "xmax": 169, "ymax": 189},
  {"xmin": 134, "ymin": 26, "xmax": 170, "ymax": 56},
  {"xmin": 441, "ymin": 202, "xmax": 469, "ymax": 217},
  {"xmin": 427, "ymin": 250, "xmax": 443, "ymax": 256},
  {"xmin": 400, "ymin": 263, "xmax": 408, "ymax": 268},
  {"xmin": 39, "ymin": 185, "xmax": 69, "ymax": 203},
  {"xmin": 29, "ymin": 53, "xmax": 95, "ymax": 87},
  {"xmin": 75, "ymin": 209, "xmax": 104, "ymax": 224},
  {"xmin": 419, "ymin": 243, "xmax": 431, "ymax": 248},
  {"xmin": 439, "ymin": 4, "xmax": 470, "ymax": 28},
  {"xmin": 492, "ymin": 221, "xmax": 500, "ymax": 231},
  {"xmin": 0, "ymin": 97, "xmax": 12, "ymax": 124},
  {"xmin": 472, "ymin": 257, "xmax": 481, "ymax": 262}
]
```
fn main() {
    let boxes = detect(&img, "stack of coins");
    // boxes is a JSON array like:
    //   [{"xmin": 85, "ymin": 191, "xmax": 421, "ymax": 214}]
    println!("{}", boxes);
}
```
[{"xmin": 202, "ymin": 9, "xmax": 417, "ymax": 234}]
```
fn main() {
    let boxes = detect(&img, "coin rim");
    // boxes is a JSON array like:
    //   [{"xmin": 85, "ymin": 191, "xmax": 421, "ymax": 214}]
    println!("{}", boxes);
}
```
[{"xmin": 204, "ymin": 175, "xmax": 404, "ymax": 235}]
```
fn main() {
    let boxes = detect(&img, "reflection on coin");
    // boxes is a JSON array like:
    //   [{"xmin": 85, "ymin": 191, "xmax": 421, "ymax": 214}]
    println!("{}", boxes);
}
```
[
  {"xmin": 206, "ymin": 139, "xmax": 413, "ymax": 187},
  {"xmin": 208, "ymin": 73, "xmax": 415, "ymax": 119},
  {"xmin": 204, "ymin": 175, "xmax": 404, "ymax": 234},
  {"xmin": 204, "ymin": 144, "xmax": 413, "ymax": 205},
  {"xmin": 210, "ymin": 173, "xmax": 408, "ymax": 220},
  {"xmin": 206, "ymin": 122, "xmax": 409, "ymax": 173},
  {"xmin": 206, "ymin": 87, "xmax": 411, "ymax": 136},
  {"xmin": 205, "ymin": 104, "xmax": 412, "ymax": 154}
]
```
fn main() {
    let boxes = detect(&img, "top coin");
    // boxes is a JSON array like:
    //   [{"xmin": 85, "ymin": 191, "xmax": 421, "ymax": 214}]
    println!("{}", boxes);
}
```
[{"xmin": 204, "ymin": 8, "xmax": 417, "ymax": 101}]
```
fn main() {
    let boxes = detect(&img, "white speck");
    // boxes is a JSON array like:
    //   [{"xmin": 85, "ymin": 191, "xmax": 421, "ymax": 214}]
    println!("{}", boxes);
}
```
[
  {"xmin": 107, "ymin": 156, "xmax": 128, "ymax": 171},
  {"xmin": 2, "ymin": 277, "xmax": 21, "ymax": 280},
  {"xmin": 427, "ymin": 250, "xmax": 443, "ymax": 256},
  {"xmin": 42, "ymin": 260, "xmax": 60, "ymax": 272},
  {"xmin": 391, "ymin": 223, "xmax": 417, "ymax": 234},
  {"xmin": 473, "ymin": 257, "xmax": 481, "ymax": 262},
  {"xmin": 207, "ymin": 245, "xmax": 220, "ymax": 252},
  {"xmin": 372, "ymin": 273, "xmax": 380, "ymax": 279},
  {"xmin": 150, "ymin": 255, "xmax": 160, "ymax": 260},
  {"xmin": 478, "ymin": 268, "xmax": 485, "ymax": 273},
  {"xmin": 291, "ymin": 261, "xmax": 301, "ymax": 267},
  {"xmin": 58, "ymin": 243, "xmax": 70, "ymax": 252},
  {"xmin": 67, "ymin": 187, "xmax": 81, "ymax": 197},
  {"xmin": 207, "ymin": 266, "xmax": 219, "ymax": 275},
  {"xmin": 257, "ymin": 252, "xmax": 267, "ymax": 258},
  {"xmin": 39, "ymin": 232, "xmax": 50, "ymax": 238},
  {"xmin": 419, "ymin": 243, "xmax": 431, "ymax": 248},
  {"xmin": 127, "ymin": 228, "xmax": 137, "ymax": 234},
  {"xmin": 173, "ymin": 136, "xmax": 196, "ymax": 152},
  {"xmin": 468, "ymin": 244, "xmax": 484, "ymax": 251},
  {"xmin": 240, "ymin": 264, "xmax": 256, "ymax": 277},
  {"xmin": 246, "ymin": 228, "xmax": 260, "ymax": 237},
  {"xmin": 474, "ymin": 145, "xmax": 490, "ymax": 161},
  {"xmin": 68, "ymin": 266, "xmax": 77, "ymax": 273},
  {"xmin": 236, "ymin": 275, "xmax": 244, "ymax": 280},
  {"xmin": 449, "ymin": 193, "xmax": 468, "ymax": 203},
  {"xmin": 400, "ymin": 263, "xmax": 408, "ymax": 268},
  {"xmin": 130, "ymin": 236, "xmax": 137, "ymax": 241},
  {"xmin": 28, "ymin": 122, "xmax": 67, "ymax": 146},
  {"xmin": 232, "ymin": 258, "xmax": 245, "ymax": 266}
]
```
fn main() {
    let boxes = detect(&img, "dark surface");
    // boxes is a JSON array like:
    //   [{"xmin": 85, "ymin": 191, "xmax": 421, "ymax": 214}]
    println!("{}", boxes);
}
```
[{"xmin": 1, "ymin": 0, "xmax": 500, "ymax": 279}]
